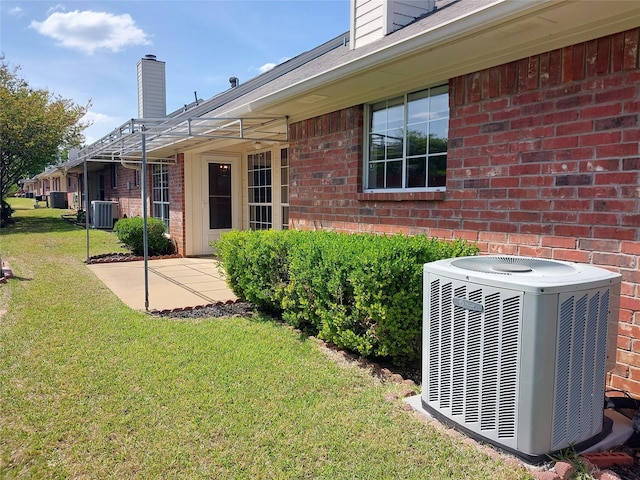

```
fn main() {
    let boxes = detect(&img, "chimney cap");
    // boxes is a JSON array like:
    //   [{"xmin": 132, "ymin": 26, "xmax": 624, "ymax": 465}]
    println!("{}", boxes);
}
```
[
  {"xmin": 229, "ymin": 76, "xmax": 239, "ymax": 88},
  {"xmin": 144, "ymin": 54, "xmax": 157, "ymax": 61}
]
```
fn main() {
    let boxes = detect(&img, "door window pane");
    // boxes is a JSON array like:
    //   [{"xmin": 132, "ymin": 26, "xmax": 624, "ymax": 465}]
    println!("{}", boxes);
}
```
[{"xmin": 208, "ymin": 163, "xmax": 232, "ymax": 229}]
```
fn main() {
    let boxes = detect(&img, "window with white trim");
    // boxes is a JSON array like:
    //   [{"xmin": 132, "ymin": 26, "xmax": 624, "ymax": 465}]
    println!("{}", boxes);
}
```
[
  {"xmin": 152, "ymin": 163, "xmax": 169, "ymax": 229},
  {"xmin": 280, "ymin": 148, "xmax": 289, "ymax": 230},
  {"xmin": 366, "ymin": 85, "xmax": 448, "ymax": 191},
  {"xmin": 248, "ymin": 151, "xmax": 272, "ymax": 230},
  {"xmin": 110, "ymin": 163, "xmax": 118, "ymax": 189}
]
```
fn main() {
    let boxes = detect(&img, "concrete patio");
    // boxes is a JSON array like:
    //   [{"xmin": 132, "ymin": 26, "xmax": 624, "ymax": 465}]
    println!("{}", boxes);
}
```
[{"xmin": 87, "ymin": 257, "xmax": 237, "ymax": 311}]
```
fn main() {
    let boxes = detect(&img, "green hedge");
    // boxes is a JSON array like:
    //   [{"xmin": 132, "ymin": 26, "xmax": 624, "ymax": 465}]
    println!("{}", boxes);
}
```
[
  {"xmin": 213, "ymin": 230, "xmax": 478, "ymax": 365},
  {"xmin": 113, "ymin": 217, "xmax": 172, "ymax": 256}
]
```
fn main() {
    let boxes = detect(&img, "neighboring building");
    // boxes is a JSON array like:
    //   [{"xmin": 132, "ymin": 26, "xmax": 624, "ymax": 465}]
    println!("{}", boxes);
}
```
[{"xmin": 34, "ymin": 0, "xmax": 640, "ymax": 395}]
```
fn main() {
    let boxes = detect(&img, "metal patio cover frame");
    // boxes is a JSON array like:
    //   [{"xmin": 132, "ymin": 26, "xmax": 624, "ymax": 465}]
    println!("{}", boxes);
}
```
[
  {"xmin": 78, "ymin": 114, "xmax": 289, "ymax": 163},
  {"xmin": 79, "ymin": 113, "xmax": 288, "ymax": 311}
]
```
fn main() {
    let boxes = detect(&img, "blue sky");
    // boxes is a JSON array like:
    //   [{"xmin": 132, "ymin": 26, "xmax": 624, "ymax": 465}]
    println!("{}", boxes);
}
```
[{"xmin": 1, "ymin": 0, "xmax": 350, "ymax": 144}]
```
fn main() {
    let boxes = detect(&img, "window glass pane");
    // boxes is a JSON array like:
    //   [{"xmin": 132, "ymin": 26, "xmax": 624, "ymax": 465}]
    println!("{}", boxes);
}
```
[
  {"xmin": 386, "ymin": 102, "xmax": 404, "ymax": 130},
  {"xmin": 428, "ymin": 119, "xmax": 449, "ymax": 154},
  {"xmin": 211, "ymin": 197, "xmax": 232, "ymax": 229},
  {"xmin": 370, "ymin": 102, "xmax": 388, "ymax": 132},
  {"xmin": 209, "ymin": 164, "xmax": 231, "ymax": 196},
  {"xmin": 386, "ymin": 128, "xmax": 404, "ymax": 159},
  {"xmin": 369, "ymin": 133, "xmax": 386, "ymax": 160},
  {"xmin": 428, "ymin": 154, "xmax": 447, "ymax": 187},
  {"xmin": 408, "ymin": 91, "xmax": 429, "ymax": 124},
  {"xmin": 387, "ymin": 161, "xmax": 402, "ymax": 189},
  {"xmin": 368, "ymin": 162, "xmax": 385, "ymax": 189},
  {"xmin": 407, "ymin": 157, "xmax": 426, "ymax": 188},
  {"xmin": 407, "ymin": 124, "xmax": 428, "ymax": 156},
  {"xmin": 429, "ymin": 86, "xmax": 449, "ymax": 118}
]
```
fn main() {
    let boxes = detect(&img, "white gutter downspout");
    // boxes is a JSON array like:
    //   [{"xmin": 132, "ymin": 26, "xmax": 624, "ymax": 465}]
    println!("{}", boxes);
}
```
[{"xmin": 121, "ymin": 158, "xmax": 142, "ymax": 171}]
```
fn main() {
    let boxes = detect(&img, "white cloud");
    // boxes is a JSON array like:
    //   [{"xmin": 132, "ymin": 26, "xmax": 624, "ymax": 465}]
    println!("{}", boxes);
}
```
[
  {"xmin": 258, "ymin": 63, "xmax": 276, "ymax": 74},
  {"xmin": 257, "ymin": 57, "xmax": 290, "ymax": 74},
  {"xmin": 81, "ymin": 111, "xmax": 125, "ymax": 144},
  {"xmin": 8, "ymin": 6, "xmax": 23, "ymax": 16},
  {"xmin": 30, "ymin": 10, "xmax": 150, "ymax": 55},
  {"xmin": 47, "ymin": 4, "xmax": 66, "ymax": 15}
]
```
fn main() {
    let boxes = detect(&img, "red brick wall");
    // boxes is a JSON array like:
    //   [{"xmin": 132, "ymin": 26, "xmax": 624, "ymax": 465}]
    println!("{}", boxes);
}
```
[
  {"xmin": 168, "ymin": 154, "xmax": 186, "ymax": 255},
  {"xmin": 289, "ymin": 105, "xmax": 365, "ymax": 229},
  {"xmin": 103, "ymin": 155, "xmax": 185, "ymax": 256},
  {"xmin": 289, "ymin": 28, "xmax": 640, "ymax": 396},
  {"xmin": 104, "ymin": 163, "xmax": 144, "ymax": 218}
]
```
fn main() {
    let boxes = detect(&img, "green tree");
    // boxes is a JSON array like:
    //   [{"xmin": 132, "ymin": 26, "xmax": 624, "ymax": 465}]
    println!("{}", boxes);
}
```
[{"xmin": 0, "ymin": 57, "xmax": 90, "ymax": 201}]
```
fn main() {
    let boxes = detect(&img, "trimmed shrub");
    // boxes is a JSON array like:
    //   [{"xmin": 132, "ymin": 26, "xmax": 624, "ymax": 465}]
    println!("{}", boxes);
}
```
[
  {"xmin": 347, "ymin": 235, "xmax": 475, "ymax": 363},
  {"xmin": 214, "ymin": 230, "xmax": 478, "ymax": 365},
  {"xmin": 113, "ymin": 217, "xmax": 172, "ymax": 256},
  {"xmin": 1, "ymin": 199, "xmax": 15, "ymax": 227},
  {"xmin": 213, "ymin": 229, "xmax": 295, "ymax": 313}
]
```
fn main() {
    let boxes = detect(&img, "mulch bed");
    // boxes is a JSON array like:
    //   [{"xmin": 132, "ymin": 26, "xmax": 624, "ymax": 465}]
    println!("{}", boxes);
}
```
[{"xmin": 84, "ymin": 252, "xmax": 182, "ymax": 264}]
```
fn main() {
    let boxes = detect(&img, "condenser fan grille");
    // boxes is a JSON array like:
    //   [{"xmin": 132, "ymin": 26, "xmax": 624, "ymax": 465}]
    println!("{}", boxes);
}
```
[{"xmin": 450, "ymin": 256, "xmax": 580, "ymax": 276}]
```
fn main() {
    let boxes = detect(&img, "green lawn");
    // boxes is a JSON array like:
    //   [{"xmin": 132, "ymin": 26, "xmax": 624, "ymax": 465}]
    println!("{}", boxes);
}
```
[{"xmin": 0, "ymin": 198, "xmax": 531, "ymax": 479}]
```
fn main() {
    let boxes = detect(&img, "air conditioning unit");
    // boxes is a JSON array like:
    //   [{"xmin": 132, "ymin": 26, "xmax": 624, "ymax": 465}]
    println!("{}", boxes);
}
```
[
  {"xmin": 91, "ymin": 201, "xmax": 118, "ymax": 229},
  {"xmin": 422, "ymin": 255, "xmax": 621, "ymax": 463}
]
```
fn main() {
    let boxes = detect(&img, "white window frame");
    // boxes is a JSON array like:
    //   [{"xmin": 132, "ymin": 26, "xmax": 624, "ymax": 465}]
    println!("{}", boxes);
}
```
[
  {"xmin": 247, "ymin": 150, "xmax": 272, "ymax": 230},
  {"xmin": 364, "ymin": 85, "xmax": 449, "ymax": 192},
  {"xmin": 280, "ymin": 147, "xmax": 289, "ymax": 230},
  {"xmin": 152, "ymin": 163, "xmax": 169, "ymax": 229}
]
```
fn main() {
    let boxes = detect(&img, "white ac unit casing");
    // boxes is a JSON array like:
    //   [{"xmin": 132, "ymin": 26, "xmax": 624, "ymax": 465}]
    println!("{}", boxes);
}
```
[
  {"xmin": 422, "ymin": 256, "xmax": 621, "ymax": 462},
  {"xmin": 91, "ymin": 201, "xmax": 118, "ymax": 229}
]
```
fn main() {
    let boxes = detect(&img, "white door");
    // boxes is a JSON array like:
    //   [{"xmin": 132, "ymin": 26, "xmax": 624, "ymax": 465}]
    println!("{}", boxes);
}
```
[{"xmin": 202, "ymin": 156, "xmax": 241, "ymax": 250}]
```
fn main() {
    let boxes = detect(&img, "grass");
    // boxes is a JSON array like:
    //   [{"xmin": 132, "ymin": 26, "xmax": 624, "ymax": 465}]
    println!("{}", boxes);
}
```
[{"xmin": 0, "ymin": 198, "xmax": 532, "ymax": 479}]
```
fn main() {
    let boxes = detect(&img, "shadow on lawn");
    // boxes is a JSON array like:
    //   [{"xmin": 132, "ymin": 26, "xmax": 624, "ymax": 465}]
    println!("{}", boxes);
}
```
[
  {"xmin": 1, "ymin": 215, "xmax": 81, "ymax": 236},
  {"xmin": 5, "ymin": 275, "xmax": 32, "ymax": 283}
]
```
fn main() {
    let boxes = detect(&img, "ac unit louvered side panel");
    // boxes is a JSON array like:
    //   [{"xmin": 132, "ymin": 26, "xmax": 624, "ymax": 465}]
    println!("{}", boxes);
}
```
[
  {"xmin": 464, "ymin": 288, "xmax": 483, "ymax": 424},
  {"xmin": 425, "ymin": 277, "xmax": 522, "ymax": 446},
  {"xmin": 499, "ymin": 296, "xmax": 520, "ymax": 439},
  {"xmin": 551, "ymin": 288, "xmax": 611, "ymax": 450},
  {"xmin": 92, "ymin": 201, "xmax": 114, "ymax": 229},
  {"xmin": 427, "ymin": 279, "xmax": 441, "ymax": 403}
]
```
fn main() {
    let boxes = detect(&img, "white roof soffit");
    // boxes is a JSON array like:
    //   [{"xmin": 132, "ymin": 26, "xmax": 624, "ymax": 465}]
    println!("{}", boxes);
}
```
[{"xmin": 230, "ymin": 0, "xmax": 640, "ymax": 119}]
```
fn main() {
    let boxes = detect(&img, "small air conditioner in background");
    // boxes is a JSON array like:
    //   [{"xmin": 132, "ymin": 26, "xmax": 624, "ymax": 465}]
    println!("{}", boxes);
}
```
[
  {"xmin": 91, "ymin": 201, "xmax": 118, "ymax": 229},
  {"xmin": 423, "ymin": 256, "xmax": 621, "ymax": 463}
]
